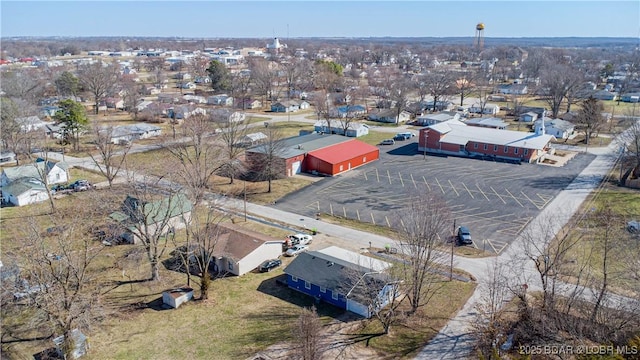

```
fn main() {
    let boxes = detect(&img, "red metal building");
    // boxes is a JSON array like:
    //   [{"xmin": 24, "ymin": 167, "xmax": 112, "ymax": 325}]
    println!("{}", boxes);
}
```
[{"xmin": 306, "ymin": 140, "xmax": 379, "ymax": 176}]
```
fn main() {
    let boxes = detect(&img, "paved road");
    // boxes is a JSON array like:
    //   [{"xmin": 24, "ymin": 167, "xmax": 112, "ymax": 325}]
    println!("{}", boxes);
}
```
[{"xmin": 43, "ymin": 118, "xmax": 636, "ymax": 359}]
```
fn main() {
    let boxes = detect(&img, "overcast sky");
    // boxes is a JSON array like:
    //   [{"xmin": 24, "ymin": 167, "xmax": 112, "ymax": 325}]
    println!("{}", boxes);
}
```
[{"xmin": 2, "ymin": 1, "xmax": 639, "ymax": 38}]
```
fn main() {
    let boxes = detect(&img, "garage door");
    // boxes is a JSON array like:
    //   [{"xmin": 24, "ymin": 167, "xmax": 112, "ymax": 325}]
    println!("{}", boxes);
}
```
[{"xmin": 291, "ymin": 161, "xmax": 301, "ymax": 174}]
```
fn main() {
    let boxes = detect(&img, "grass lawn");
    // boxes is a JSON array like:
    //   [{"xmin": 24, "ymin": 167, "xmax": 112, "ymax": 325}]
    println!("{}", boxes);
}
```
[
  {"xmin": 1, "ymin": 185, "xmax": 476, "ymax": 360},
  {"xmin": 358, "ymin": 130, "xmax": 397, "ymax": 146},
  {"xmin": 558, "ymin": 182, "xmax": 640, "ymax": 298}
]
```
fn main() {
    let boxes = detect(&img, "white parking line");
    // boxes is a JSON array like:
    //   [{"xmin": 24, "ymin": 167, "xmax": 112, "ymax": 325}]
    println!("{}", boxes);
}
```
[
  {"xmin": 387, "ymin": 170, "xmax": 392, "ymax": 184},
  {"xmin": 448, "ymin": 180, "xmax": 460, "ymax": 196},
  {"xmin": 370, "ymin": 213, "xmax": 376, "ymax": 224},
  {"xmin": 435, "ymin": 177, "xmax": 446, "ymax": 194},
  {"xmin": 376, "ymin": 168, "xmax": 380, "ymax": 182},
  {"xmin": 411, "ymin": 173, "xmax": 417, "ymax": 189},
  {"xmin": 422, "ymin": 176, "xmax": 431, "ymax": 191},
  {"xmin": 504, "ymin": 188, "xmax": 523, "ymax": 207},
  {"xmin": 363, "ymin": 171, "xmax": 368, "ymax": 181},
  {"xmin": 399, "ymin": 172, "xmax": 405, "ymax": 187},
  {"xmin": 520, "ymin": 191, "xmax": 541, "ymax": 209},
  {"xmin": 356, "ymin": 209, "xmax": 361, "ymax": 221},
  {"xmin": 462, "ymin": 182, "xmax": 475, "ymax": 199},
  {"xmin": 490, "ymin": 186, "xmax": 507, "ymax": 204}
]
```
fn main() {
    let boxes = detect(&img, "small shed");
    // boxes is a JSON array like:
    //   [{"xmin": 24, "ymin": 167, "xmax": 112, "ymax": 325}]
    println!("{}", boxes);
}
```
[{"xmin": 162, "ymin": 287, "xmax": 194, "ymax": 309}]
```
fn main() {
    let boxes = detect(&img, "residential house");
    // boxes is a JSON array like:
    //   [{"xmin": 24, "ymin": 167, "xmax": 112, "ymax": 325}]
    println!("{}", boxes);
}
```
[
  {"xmin": 468, "ymin": 103, "xmax": 500, "ymax": 115},
  {"xmin": 102, "ymin": 97, "xmax": 124, "ymax": 110},
  {"xmin": 620, "ymin": 93, "xmax": 640, "ymax": 103},
  {"xmin": 136, "ymin": 100, "xmax": 153, "ymax": 112},
  {"xmin": 194, "ymin": 76, "xmax": 211, "ymax": 84},
  {"xmin": 519, "ymin": 111, "xmax": 539, "ymax": 123},
  {"xmin": 283, "ymin": 246, "xmax": 396, "ymax": 318},
  {"xmin": 418, "ymin": 119, "xmax": 554, "ymax": 164},
  {"xmin": 465, "ymin": 117, "xmax": 508, "ymax": 130},
  {"xmin": 142, "ymin": 86, "xmax": 161, "ymax": 95},
  {"xmin": 329, "ymin": 92, "xmax": 351, "ymax": 105},
  {"xmin": 174, "ymin": 73, "xmax": 192, "ymax": 80},
  {"xmin": 416, "ymin": 111, "xmax": 460, "ymax": 126},
  {"xmin": 329, "ymin": 105, "xmax": 367, "ymax": 119},
  {"xmin": 591, "ymin": 90, "xmax": 618, "ymax": 101},
  {"xmin": 177, "ymin": 82, "xmax": 196, "ymax": 90},
  {"xmin": 271, "ymin": 100, "xmax": 309, "ymax": 113},
  {"xmin": 423, "ymin": 100, "xmax": 454, "ymax": 112},
  {"xmin": 1, "ymin": 160, "xmax": 69, "ymax": 187},
  {"xmin": 1, "ymin": 177, "xmax": 49, "ymax": 206},
  {"xmin": 0, "ymin": 151, "xmax": 17, "ymax": 165},
  {"xmin": 368, "ymin": 109, "xmax": 411, "ymax": 124},
  {"xmin": 314, "ymin": 120, "xmax": 369, "ymax": 137},
  {"xmin": 183, "ymin": 95, "xmax": 207, "ymax": 104},
  {"xmin": 236, "ymin": 98, "xmax": 262, "ymax": 110},
  {"xmin": 168, "ymin": 105, "xmax": 207, "ymax": 120},
  {"xmin": 211, "ymin": 223, "xmax": 284, "ymax": 276},
  {"xmin": 108, "ymin": 123, "xmax": 162, "ymax": 144},
  {"xmin": 158, "ymin": 93, "xmax": 182, "ymax": 104},
  {"xmin": 209, "ymin": 108, "xmax": 246, "ymax": 124},
  {"xmin": 534, "ymin": 118, "xmax": 575, "ymax": 140},
  {"xmin": 110, "ymin": 193, "xmax": 193, "ymax": 244},
  {"xmin": 207, "ymin": 94, "xmax": 234, "ymax": 106},
  {"xmin": 497, "ymin": 83, "xmax": 528, "ymax": 95},
  {"xmin": 237, "ymin": 132, "xmax": 267, "ymax": 147},
  {"xmin": 40, "ymin": 105, "xmax": 61, "ymax": 118},
  {"xmin": 15, "ymin": 116, "xmax": 52, "ymax": 132}
]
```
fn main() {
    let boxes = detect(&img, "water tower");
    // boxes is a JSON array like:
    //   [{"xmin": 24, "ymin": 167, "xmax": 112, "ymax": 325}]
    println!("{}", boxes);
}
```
[{"xmin": 474, "ymin": 23, "xmax": 485, "ymax": 50}]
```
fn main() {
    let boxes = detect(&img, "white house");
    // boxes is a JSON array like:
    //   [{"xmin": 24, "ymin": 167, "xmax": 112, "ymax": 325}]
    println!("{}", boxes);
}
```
[
  {"xmin": 497, "ymin": 83, "xmax": 528, "ymax": 95},
  {"xmin": 207, "ymin": 94, "xmax": 234, "ymax": 106},
  {"xmin": 368, "ymin": 109, "xmax": 411, "ymax": 124},
  {"xmin": 15, "ymin": 116, "xmax": 52, "ymax": 132},
  {"xmin": 210, "ymin": 108, "xmax": 246, "ymax": 123},
  {"xmin": 108, "ymin": 124, "xmax": 162, "ymax": 144},
  {"xmin": 1, "ymin": 177, "xmax": 49, "ymax": 206},
  {"xmin": 416, "ymin": 112, "xmax": 460, "ymax": 126},
  {"xmin": 1, "ymin": 161, "xmax": 69, "ymax": 187},
  {"xmin": 182, "ymin": 95, "xmax": 207, "ymax": 104},
  {"xmin": 211, "ymin": 223, "xmax": 284, "ymax": 276},
  {"xmin": 519, "ymin": 111, "xmax": 539, "ymax": 123},
  {"xmin": 468, "ymin": 103, "xmax": 500, "ymax": 115},
  {"xmin": 534, "ymin": 117, "xmax": 575, "ymax": 140},
  {"xmin": 314, "ymin": 120, "xmax": 369, "ymax": 137},
  {"xmin": 238, "ymin": 132, "xmax": 268, "ymax": 147}
]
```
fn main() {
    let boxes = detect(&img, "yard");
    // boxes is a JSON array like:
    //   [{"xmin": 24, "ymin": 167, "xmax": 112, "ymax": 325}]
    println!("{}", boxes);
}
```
[{"xmin": 0, "ymin": 185, "xmax": 476, "ymax": 359}]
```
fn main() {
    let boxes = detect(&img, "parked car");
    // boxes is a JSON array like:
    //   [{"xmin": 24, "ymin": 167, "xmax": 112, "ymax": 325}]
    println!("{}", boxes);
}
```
[
  {"xmin": 285, "ymin": 244, "xmax": 308, "ymax": 257},
  {"xmin": 258, "ymin": 259, "xmax": 282, "ymax": 272},
  {"xmin": 380, "ymin": 139, "xmax": 395, "ymax": 145},
  {"xmin": 51, "ymin": 184, "xmax": 72, "ymax": 194},
  {"xmin": 287, "ymin": 234, "xmax": 313, "ymax": 246},
  {"xmin": 628, "ymin": 220, "xmax": 640, "ymax": 234},
  {"xmin": 457, "ymin": 226, "xmax": 473, "ymax": 245},
  {"xmin": 71, "ymin": 179, "xmax": 91, "ymax": 192},
  {"xmin": 394, "ymin": 132, "xmax": 413, "ymax": 141}
]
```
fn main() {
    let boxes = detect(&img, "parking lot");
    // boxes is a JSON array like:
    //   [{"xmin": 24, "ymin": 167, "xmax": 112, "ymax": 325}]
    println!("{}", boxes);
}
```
[{"xmin": 273, "ymin": 141, "xmax": 596, "ymax": 254}]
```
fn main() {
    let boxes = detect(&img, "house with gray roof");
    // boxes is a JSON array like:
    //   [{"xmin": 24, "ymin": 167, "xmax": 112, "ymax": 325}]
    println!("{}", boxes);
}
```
[
  {"xmin": 416, "ymin": 111, "xmax": 460, "ymax": 126},
  {"xmin": 1, "ymin": 161, "xmax": 69, "ymax": 187},
  {"xmin": 1, "ymin": 177, "xmax": 49, "ymax": 206},
  {"xmin": 534, "ymin": 117, "xmax": 575, "ymax": 140},
  {"xmin": 107, "ymin": 123, "xmax": 162, "ymax": 144},
  {"xmin": 283, "ymin": 246, "xmax": 396, "ymax": 318}
]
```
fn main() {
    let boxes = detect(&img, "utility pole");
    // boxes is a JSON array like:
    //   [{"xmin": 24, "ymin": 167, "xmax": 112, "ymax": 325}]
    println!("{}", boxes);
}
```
[
  {"xmin": 450, "ymin": 218, "xmax": 456, "ymax": 281},
  {"xmin": 243, "ymin": 180, "xmax": 247, "ymax": 221}
]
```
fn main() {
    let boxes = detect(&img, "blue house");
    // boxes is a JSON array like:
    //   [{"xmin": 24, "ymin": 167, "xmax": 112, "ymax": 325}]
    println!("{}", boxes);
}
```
[{"xmin": 283, "ymin": 246, "xmax": 395, "ymax": 318}]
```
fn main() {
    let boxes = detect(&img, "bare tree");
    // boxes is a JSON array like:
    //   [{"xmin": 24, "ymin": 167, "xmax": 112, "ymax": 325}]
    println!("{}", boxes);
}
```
[
  {"xmin": 119, "ymin": 75, "xmax": 144, "ymax": 119},
  {"xmin": 472, "ymin": 259, "xmax": 510, "ymax": 358},
  {"xmin": 619, "ymin": 106, "xmax": 640, "ymax": 179},
  {"xmin": 575, "ymin": 96, "xmax": 607, "ymax": 149},
  {"xmin": 292, "ymin": 306, "xmax": 324, "ymax": 360},
  {"xmin": 247, "ymin": 125, "xmax": 287, "ymax": 193},
  {"xmin": 77, "ymin": 62, "xmax": 120, "ymax": 114},
  {"xmin": 18, "ymin": 214, "xmax": 104, "ymax": 360},
  {"xmin": 0, "ymin": 97, "xmax": 34, "ymax": 164},
  {"xmin": 0, "ymin": 68, "xmax": 45, "ymax": 105},
  {"xmin": 520, "ymin": 211, "xmax": 582, "ymax": 311},
  {"xmin": 172, "ymin": 206, "xmax": 228, "ymax": 300},
  {"xmin": 456, "ymin": 70, "xmax": 478, "ymax": 107},
  {"xmin": 214, "ymin": 112, "xmax": 248, "ymax": 184},
  {"xmin": 312, "ymin": 90, "xmax": 336, "ymax": 134},
  {"xmin": 396, "ymin": 192, "xmax": 450, "ymax": 314},
  {"xmin": 165, "ymin": 113, "xmax": 222, "ymax": 205},
  {"xmin": 249, "ymin": 58, "xmax": 278, "ymax": 105},
  {"xmin": 540, "ymin": 63, "xmax": 583, "ymax": 118},
  {"xmin": 88, "ymin": 125, "xmax": 132, "ymax": 187},
  {"xmin": 389, "ymin": 78, "xmax": 412, "ymax": 125},
  {"xmin": 230, "ymin": 70, "xmax": 252, "ymax": 110},
  {"xmin": 423, "ymin": 69, "xmax": 455, "ymax": 112},
  {"xmin": 118, "ymin": 182, "xmax": 192, "ymax": 281}
]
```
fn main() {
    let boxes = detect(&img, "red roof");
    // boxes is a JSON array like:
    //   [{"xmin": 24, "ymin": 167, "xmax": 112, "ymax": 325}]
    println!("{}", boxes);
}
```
[{"xmin": 308, "ymin": 139, "xmax": 378, "ymax": 164}]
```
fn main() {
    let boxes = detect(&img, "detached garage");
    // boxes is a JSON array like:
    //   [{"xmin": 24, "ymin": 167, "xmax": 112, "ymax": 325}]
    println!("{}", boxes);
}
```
[{"xmin": 307, "ymin": 140, "xmax": 379, "ymax": 176}]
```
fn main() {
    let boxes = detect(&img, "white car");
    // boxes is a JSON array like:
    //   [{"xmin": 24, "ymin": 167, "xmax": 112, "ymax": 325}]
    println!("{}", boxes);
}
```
[
  {"xmin": 287, "ymin": 234, "xmax": 313, "ymax": 245},
  {"xmin": 285, "ymin": 245, "xmax": 308, "ymax": 257}
]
